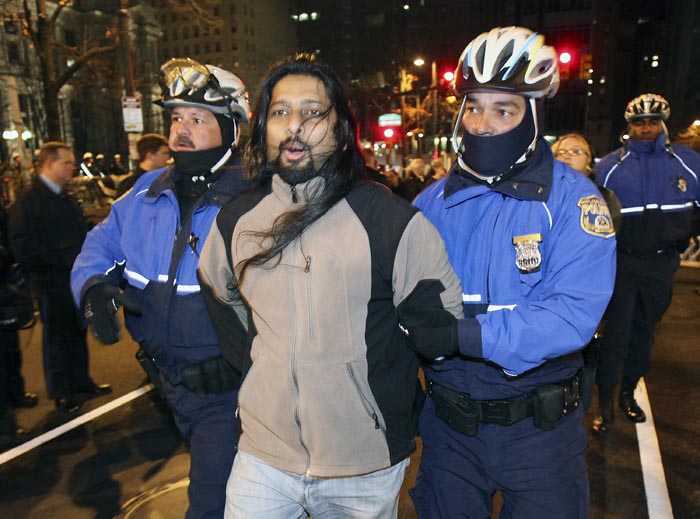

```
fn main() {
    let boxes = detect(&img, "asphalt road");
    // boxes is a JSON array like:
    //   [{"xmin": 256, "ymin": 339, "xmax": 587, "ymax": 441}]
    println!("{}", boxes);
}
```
[{"xmin": 1, "ymin": 267, "xmax": 699, "ymax": 519}]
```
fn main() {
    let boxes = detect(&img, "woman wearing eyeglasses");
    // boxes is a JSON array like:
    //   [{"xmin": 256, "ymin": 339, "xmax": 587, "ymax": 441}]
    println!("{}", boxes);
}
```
[{"xmin": 552, "ymin": 133, "xmax": 622, "ymax": 232}]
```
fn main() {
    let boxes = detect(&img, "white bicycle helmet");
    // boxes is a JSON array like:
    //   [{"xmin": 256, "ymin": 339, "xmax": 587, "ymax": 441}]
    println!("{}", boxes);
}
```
[
  {"xmin": 624, "ymin": 93, "xmax": 670, "ymax": 122},
  {"xmin": 159, "ymin": 58, "xmax": 250, "ymax": 123},
  {"xmin": 453, "ymin": 26, "xmax": 560, "ymax": 99}
]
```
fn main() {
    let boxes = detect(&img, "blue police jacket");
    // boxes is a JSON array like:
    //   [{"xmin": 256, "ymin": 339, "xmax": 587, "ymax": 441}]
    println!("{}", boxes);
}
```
[
  {"xmin": 596, "ymin": 134, "xmax": 700, "ymax": 255},
  {"xmin": 71, "ymin": 157, "xmax": 251, "ymax": 383},
  {"xmin": 414, "ymin": 143, "xmax": 617, "ymax": 399}
]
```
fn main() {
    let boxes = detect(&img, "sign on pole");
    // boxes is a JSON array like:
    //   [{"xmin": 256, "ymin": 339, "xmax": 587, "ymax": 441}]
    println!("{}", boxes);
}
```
[{"xmin": 122, "ymin": 96, "xmax": 144, "ymax": 133}]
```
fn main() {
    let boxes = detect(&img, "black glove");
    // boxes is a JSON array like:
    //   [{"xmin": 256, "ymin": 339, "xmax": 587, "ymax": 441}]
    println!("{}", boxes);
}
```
[
  {"xmin": 82, "ymin": 283, "xmax": 141, "ymax": 345},
  {"xmin": 396, "ymin": 280, "xmax": 459, "ymax": 361}
]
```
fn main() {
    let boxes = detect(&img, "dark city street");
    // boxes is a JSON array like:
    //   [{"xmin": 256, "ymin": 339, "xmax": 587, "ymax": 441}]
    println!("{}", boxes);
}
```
[
  {"xmin": 2, "ymin": 2, "xmax": 700, "ymax": 519},
  {"xmin": 0, "ymin": 267, "xmax": 697, "ymax": 518}
]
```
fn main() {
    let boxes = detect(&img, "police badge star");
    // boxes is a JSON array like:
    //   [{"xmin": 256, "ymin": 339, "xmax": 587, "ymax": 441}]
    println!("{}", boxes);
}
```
[
  {"xmin": 678, "ymin": 176, "xmax": 687, "ymax": 192},
  {"xmin": 577, "ymin": 195, "xmax": 615, "ymax": 238},
  {"xmin": 513, "ymin": 233, "xmax": 543, "ymax": 273}
]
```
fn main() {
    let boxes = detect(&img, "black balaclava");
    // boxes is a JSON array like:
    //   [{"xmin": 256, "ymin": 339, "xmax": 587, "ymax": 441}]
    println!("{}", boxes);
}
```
[
  {"xmin": 459, "ymin": 98, "xmax": 540, "ymax": 179},
  {"xmin": 170, "ymin": 113, "xmax": 236, "ymax": 180},
  {"xmin": 172, "ymin": 113, "xmax": 236, "ymax": 221}
]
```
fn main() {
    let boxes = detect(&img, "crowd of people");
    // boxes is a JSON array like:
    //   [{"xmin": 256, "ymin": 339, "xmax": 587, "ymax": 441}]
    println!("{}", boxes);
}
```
[{"xmin": 1, "ymin": 23, "xmax": 699, "ymax": 519}]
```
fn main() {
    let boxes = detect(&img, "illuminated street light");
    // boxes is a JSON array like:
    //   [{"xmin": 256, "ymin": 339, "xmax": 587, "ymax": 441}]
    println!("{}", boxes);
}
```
[
  {"xmin": 2, "ymin": 130, "xmax": 19, "ymax": 140},
  {"xmin": 413, "ymin": 58, "xmax": 425, "ymax": 67},
  {"xmin": 693, "ymin": 120, "xmax": 700, "ymax": 126}
]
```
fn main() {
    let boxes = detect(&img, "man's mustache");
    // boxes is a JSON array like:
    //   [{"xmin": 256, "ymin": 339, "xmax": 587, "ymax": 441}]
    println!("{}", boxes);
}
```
[
  {"xmin": 175, "ymin": 136, "xmax": 195, "ymax": 147},
  {"xmin": 279, "ymin": 138, "xmax": 310, "ymax": 153}
]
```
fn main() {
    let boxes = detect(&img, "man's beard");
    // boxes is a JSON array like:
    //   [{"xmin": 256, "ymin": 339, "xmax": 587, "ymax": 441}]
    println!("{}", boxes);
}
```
[
  {"xmin": 272, "ymin": 137, "xmax": 321, "ymax": 185},
  {"xmin": 275, "ymin": 157, "xmax": 318, "ymax": 186}
]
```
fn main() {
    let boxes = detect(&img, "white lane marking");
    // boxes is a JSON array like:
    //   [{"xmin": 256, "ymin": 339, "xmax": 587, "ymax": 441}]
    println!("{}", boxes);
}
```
[
  {"xmin": 0, "ymin": 385, "xmax": 154, "ymax": 466},
  {"xmin": 635, "ymin": 378, "xmax": 674, "ymax": 519}
]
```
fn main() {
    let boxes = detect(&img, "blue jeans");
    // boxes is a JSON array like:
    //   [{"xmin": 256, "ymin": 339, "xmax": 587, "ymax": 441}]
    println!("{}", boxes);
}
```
[{"xmin": 225, "ymin": 451, "xmax": 409, "ymax": 518}]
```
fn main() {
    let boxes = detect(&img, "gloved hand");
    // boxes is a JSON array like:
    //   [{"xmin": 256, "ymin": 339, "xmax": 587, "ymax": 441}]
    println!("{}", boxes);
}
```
[
  {"xmin": 82, "ymin": 283, "xmax": 141, "ymax": 345},
  {"xmin": 396, "ymin": 280, "xmax": 459, "ymax": 361}
]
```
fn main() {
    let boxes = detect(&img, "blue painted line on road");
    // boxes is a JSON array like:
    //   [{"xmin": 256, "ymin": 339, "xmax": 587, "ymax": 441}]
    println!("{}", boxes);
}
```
[{"xmin": 0, "ymin": 384, "xmax": 154, "ymax": 466}]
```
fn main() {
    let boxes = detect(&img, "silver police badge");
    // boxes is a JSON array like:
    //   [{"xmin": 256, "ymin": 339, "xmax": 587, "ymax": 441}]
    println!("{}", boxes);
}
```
[
  {"xmin": 513, "ymin": 233, "xmax": 543, "ymax": 273},
  {"xmin": 678, "ymin": 176, "xmax": 687, "ymax": 192}
]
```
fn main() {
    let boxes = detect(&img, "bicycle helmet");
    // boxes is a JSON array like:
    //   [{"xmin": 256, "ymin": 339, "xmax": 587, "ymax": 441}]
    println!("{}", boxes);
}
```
[
  {"xmin": 159, "ymin": 58, "xmax": 250, "ymax": 123},
  {"xmin": 624, "ymin": 93, "xmax": 670, "ymax": 122},
  {"xmin": 453, "ymin": 26, "xmax": 560, "ymax": 99}
]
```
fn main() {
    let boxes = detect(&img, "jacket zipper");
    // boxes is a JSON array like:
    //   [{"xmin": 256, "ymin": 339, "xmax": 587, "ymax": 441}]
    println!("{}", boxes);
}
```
[
  {"xmin": 290, "ymin": 268, "xmax": 311, "ymax": 472},
  {"xmin": 346, "ymin": 364, "xmax": 385, "ymax": 433}
]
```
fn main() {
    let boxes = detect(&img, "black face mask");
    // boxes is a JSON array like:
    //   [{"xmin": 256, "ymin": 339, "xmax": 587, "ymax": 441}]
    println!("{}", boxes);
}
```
[
  {"xmin": 171, "ymin": 145, "xmax": 230, "ymax": 177},
  {"xmin": 170, "ymin": 113, "xmax": 236, "ymax": 178},
  {"xmin": 459, "ymin": 100, "xmax": 538, "ymax": 178}
]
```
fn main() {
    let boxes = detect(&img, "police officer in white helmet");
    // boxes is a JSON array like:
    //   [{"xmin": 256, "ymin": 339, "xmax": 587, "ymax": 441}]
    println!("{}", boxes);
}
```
[
  {"xmin": 397, "ymin": 27, "xmax": 617, "ymax": 518},
  {"xmin": 71, "ymin": 58, "xmax": 251, "ymax": 518}
]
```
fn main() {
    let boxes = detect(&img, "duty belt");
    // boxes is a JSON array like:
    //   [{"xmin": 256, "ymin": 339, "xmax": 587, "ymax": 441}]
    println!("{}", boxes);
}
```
[{"xmin": 426, "ymin": 372, "xmax": 581, "ymax": 436}]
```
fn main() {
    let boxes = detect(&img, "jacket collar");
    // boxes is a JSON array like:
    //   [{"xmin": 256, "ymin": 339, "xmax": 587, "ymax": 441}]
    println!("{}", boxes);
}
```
[
  {"xmin": 444, "ymin": 139, "xmax": 553, "ymax": 203},
  {"xmin": 271, "ymin": 173, "xmax": 326, "ymax": 206},
  {"xmin": 144, "ymin": 152, "xmax": 250, "ymax": 207},
  {"xmin": 626, "ymin": 133, "xmax": 668, "ymax": 156}
]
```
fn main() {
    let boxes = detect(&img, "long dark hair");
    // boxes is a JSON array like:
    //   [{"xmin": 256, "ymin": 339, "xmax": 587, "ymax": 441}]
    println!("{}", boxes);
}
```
[{"xmin": 238, "ymin": 53, "xmax": 364, "ymax": 282}]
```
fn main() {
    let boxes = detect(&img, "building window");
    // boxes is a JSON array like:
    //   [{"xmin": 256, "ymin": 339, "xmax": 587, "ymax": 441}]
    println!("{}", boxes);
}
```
[
  {"xmin": 7, "ymin": 42, "xmax": 21, "ymax": 65},
  {"xmin": 205, "ymin": 42, "xmax": 211, "ymax": 53},
  {"xmin": 193, "ymin": 27, "xmax": 199, "ymax": 37},
  {"xmin": 4, "ymin": 20, "xmax": 18, "ymax": 34},
  {"xmin": 183, "ymin": 27, "xmax": 189, "ymax": 38},
  {"xmin": 64, "ymin": 29, "xmax": 77, "ymax": 46},
  {"xmin": 215, "ymin": 41, "xmax": 221, "ymax": 52},
  {"xmin": 173, "ymin": 29, "xmax": 178, "ymax": 41},
  {"xmin": 194, "ymin": 44, "xmax": 199, "ymax": 54},
  {"xmin": 231, "ymin": 23, "xmax": 237, "ymax": 33}
]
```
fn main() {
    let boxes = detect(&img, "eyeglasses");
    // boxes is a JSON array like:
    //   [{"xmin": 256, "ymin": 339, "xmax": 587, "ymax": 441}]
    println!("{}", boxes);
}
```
[
  {"xmin": 160, "ymin": 58, "xmax": 219, "ymax": 97},
  {"xmin": 555, "ymin": 148, "xmax": 588, "ymax": 158}
]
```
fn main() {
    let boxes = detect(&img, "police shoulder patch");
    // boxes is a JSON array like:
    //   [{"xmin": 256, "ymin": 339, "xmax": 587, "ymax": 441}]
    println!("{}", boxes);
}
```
[{"xmin": 577, "ymin": 194, "xmax": 615, "ymax": 238}]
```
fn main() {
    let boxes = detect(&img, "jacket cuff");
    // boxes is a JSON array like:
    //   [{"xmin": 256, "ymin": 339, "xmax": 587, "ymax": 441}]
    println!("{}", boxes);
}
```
[{"xmin": 456, "ymin": 317, "xmax": 483, "ymax": 359}]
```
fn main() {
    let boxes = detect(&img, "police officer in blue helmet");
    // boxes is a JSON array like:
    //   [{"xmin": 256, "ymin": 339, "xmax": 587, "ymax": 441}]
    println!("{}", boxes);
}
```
[
  {"xmin": 397, "ymin": 27, "xmax": 617, "ymax": 517},
  {"xmin": 71, "ymin": 58, "xmax": 251, "ymax": 518}
]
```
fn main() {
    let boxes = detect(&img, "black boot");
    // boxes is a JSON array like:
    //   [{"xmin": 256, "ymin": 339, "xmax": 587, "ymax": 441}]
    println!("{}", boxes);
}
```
[
  {"xmin": 592, "ymin": 395, "xmax": 615, "ymax": 436},
  {"xmin": 619, "ymin": 387, "xmax": 646, "ymax": 423}
]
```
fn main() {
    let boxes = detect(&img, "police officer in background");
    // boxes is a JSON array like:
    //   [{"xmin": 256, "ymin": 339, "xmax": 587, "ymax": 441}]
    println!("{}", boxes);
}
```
[
  {"xmin": 397, "ymin": 27, "xmax": 617, "ymax": 518},
  {"xmin": 9, "ymin": 142, "xmax": 112, "ymax": 414},
  {"xmin": 592, "ymin": 94, "xmax": 700, "ymax": 434},
  {"xmin": 71, "ymin": 58, "xmax": 251, "ymax": 518}
]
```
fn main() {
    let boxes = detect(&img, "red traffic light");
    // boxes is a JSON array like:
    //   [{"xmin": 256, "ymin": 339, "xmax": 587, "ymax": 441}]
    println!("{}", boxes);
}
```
[
  {"xmin": 442, "ymin": 70, "xmax": 454, "ymax": 82},
  {"xmin": 559, "ymin": 51, "xmax": 572, "ymax": 64},
  {"xmin": 383, "ymin": 128, "xmax": 395, "ymax": 139}
]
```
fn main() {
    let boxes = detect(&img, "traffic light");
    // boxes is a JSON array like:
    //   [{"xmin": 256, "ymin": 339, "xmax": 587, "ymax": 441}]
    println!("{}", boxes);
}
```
[
  {"xmin": 383, "ymin": 128, "xmax": 395, "ymax": 140},
  {"xmin": 558, "ymin": 48, "xmax": 576, "ymax": 81}
]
